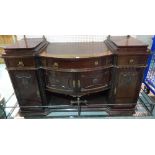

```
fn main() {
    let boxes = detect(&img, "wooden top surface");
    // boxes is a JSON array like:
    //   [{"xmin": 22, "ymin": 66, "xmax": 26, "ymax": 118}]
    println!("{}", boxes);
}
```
[
  {"xmin": 4, "ymin": 38, "xmax": 44, "ymax": 50},
  {"xmin": 40, "ymin": 42, "xmax": 112, "ymax": 58},
  {"xmin": 109, "ymin": 36, "xmax": 148, "ymax": 47}
]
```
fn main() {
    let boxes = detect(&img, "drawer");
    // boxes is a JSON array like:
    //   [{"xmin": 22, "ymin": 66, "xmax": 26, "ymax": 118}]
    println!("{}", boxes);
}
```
[
  {"xmin": 117, "ymin": 55, "xmax": 148, "ymax": 66},
  {"xmin": 6, "ymin": 57, "xmax": 35, "ymax": 68},
  {"xmin": 46, "ymin": 56, "xmax": 112, "ymax": 69}
]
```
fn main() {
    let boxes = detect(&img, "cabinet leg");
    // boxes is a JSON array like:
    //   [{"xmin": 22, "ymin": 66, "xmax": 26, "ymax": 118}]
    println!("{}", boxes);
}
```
[
  {"xmin": 78, "ymin": 98, "xmax": 81, "ymax": 117},
  {"xmin": 70, "ymin": 97, "xmax": 88, "ymax": 117}
]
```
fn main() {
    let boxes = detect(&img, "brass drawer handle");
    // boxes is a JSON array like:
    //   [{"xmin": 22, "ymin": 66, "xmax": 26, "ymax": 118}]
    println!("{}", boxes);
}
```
[
  {"xmin": 17, "ymin": 61, "xmax": 24, "ymax": 67},
  {"xmin": 73, "ymin": 80, "xmax": 81, "ymax": 88},
  {"xmin": 53, "ymin": 62, "xmax": 59, "ymax": 69},
  {"xmin": 94, "ymin": 60, "xmax": 99, "ymax": 66},
  {"xmin": 78, "ymin": 80, "xmax": 81, "ymax": 88},
  {"xmin": 114, "ymin": 87, "xmax": 117, "ymax": 95},
  {"xmin": 15, "ymin": 75, "xmax": 32, "ymax": 79},
  {"xmin": 36, "ymin": 90, "xmax": 40, "ymax": 98},
  {"xmin": 129, "ymin": 59, "xmax": 134, "ymax": 64},
  {"xmin": 73, "ymin": 80, "xmax": 76, "ymax": 88}
]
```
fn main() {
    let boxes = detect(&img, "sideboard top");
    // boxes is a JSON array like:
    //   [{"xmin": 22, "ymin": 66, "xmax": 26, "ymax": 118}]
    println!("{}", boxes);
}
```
[
  {"xmin": 4, "ymin": 38, "xmax": 44, "ymax": 50},
  {"xmin": 3, "ymin": 36, "xmax": 148, "ymax": 58},
  {"xmin": 109, "ymin": 36, "xmax": 148, "ymax": 47},
  {"xmin": 40, "ymin": 42, "xmax": 112, "ymax": 58}
]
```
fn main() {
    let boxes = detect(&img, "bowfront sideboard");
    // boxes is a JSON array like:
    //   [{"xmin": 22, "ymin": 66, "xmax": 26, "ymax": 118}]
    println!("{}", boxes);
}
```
[{"xmin": 2, "ymin": 36, "xmax": 149, "ymax": 117}]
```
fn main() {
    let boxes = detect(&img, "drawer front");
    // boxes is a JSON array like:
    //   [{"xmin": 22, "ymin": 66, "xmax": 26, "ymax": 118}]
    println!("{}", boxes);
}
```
[
  {"xmin": 6, "ymin": 57, "xmax": 35, "ymax": 68},
  {"xmin": 45, "ymin": 56, "xmax": 112, "ymax": 69},
  {"xmin": 117, "ymin": 55, "xmax": 148, "ymax": 66}
]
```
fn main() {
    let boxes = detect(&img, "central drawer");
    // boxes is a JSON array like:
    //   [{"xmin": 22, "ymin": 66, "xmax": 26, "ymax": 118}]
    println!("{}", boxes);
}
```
[{"xmin": 41, "ymin": 56, "xmax": 113, "ymax": 69}]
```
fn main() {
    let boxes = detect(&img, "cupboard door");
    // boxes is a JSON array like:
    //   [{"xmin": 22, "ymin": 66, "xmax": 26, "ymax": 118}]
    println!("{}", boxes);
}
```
[
  {"xmin": 114, "ymin": 68, "xmax": 144, "ymax": 103},
  {"xmin": 46, "ymin": 71, "xmax": 75, "ymax": 94},
  {"xmin": 9, "ymin": 70, "xmax": 42, "ymax": 108},
  {"xmin": 79, "ymin": 68, "xmax": 111, "ymax": 93}
]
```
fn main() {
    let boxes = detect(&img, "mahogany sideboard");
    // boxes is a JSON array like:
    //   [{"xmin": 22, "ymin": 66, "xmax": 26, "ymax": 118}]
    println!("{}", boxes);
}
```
[{"xmin": 2, "ymin": 36, "xmax": 149, "ymax": 117}]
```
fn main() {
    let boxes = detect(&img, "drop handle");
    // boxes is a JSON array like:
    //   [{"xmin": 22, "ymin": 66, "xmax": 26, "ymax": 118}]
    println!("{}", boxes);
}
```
[
  {"xmin": 36, "ymin": 90, "xmax": 40, "ymax": 98},
  {"xmin": 114, "ymin": 87, "xmax": 117, "ymax": 95},
  {"xmin": 73, "ymin": 80, "xmax": 76, "ymax": 88},
  {"xmin": 78, "ymin": 80, "xmax": 81, "ymax": 88},
  {"xmin": 15, "ymin": 75, "xmax": 32, "ymax": 79}
]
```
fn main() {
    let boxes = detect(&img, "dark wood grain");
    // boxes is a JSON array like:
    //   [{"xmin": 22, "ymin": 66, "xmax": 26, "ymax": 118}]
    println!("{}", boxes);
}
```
[
  {"xmin": 2, "ymin": 36, "xmax": 149, "ymax": 116},
  {"xmin": 4, "ymin": 38, "xmax": 44, "ymax": 49},
  {"xmin": 108, "ymin": 36, "xmax": 148, "ymax": 47}
]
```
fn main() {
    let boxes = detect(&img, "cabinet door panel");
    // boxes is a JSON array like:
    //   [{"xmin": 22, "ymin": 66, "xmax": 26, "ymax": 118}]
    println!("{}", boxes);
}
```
[
  {"xmin": 9, "ymin": 70, "xmax": 42, "ymax": 105},
  {"xmin": 46, "ymin": 71, "xmax": 75, "ymax": 93},
  {"xmin": 79, "ymin": 68, "xmax": 111, "ymax": 92},
  {"xmin": 115, "ymin": 68, "xmax": 144, "ymax": 103}
]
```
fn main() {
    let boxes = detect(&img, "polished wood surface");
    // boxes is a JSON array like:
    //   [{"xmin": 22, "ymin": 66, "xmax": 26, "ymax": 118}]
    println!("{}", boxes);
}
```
[
  {"xmin": 108, "ymin": 36, "xmax": 148, "ymax": 47},
  {"xmin": 40, "ymin": 56, "xmax": 113, "ymax": 71},
  {"xmin": 2, "ymin": 36, "xmax": 149, "ymax": 116},
  {"xmin": 5, "ymin": 38, "xmax": 44, "ymax": 49},
  {"xmin": 40, "ymin": 42, "xmax": 112, "ymax": 58}
]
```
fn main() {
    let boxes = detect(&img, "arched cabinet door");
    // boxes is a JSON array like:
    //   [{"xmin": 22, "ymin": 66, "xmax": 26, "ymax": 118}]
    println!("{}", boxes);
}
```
[
  {"xmin": 9, "ymin": 70, "xmax": 42, "ymax": 110},
  {"xmin": 114, "ymin": 68, "xmax": 144, "ymax": 103},
  {"xmin": 78, "ymin": 68, "xmax": 112, "ymax": 95},
  {"xmin": 45, "ymin": 70, "xmax": 76, "ymax": 95}
]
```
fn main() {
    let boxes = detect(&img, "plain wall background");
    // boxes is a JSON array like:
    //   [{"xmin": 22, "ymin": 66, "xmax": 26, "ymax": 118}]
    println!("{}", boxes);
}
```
[
  {"xmin": 17, "ymin": 35, "xmax": 153, "ymax": 48},
  {"xmin": 17, "ymin": 35, "xmax": 108, "ymax": 42}
]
